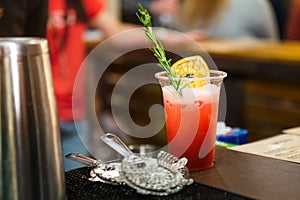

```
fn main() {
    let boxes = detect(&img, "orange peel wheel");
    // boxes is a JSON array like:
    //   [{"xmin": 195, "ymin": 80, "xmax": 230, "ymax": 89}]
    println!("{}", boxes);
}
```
[{"xmin": 171, "ymin": 55, "xmax": 210, "ymax": 87}]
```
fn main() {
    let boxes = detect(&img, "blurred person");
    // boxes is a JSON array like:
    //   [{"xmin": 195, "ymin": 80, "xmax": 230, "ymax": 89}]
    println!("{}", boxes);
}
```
[
  {"xmin": 47, "ymin": 0, "xmax": 139, "ymax": 171},
  {"xmin": 121, "ymin": 0, "xmax": 180, "ymax": 27},
  {"xmin": 285, "ymin": 0, "xmax": 300, "ymax": 40},
  {"xmin": 175, "ymin": 0, "xmax": 279, "ymax": 40},
  {"xmin": 0, "ymin": 0, "xmax": 48, "ymax": 37}
]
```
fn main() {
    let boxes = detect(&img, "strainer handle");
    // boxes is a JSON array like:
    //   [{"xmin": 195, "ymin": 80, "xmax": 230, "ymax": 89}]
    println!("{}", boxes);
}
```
[
  {"xmin": 65, "ymin": 152, "xmax": 103, "ymax": 167},
  {"xmin": 100, "ymin": 133, "xmax": 133, "ymax": 157}
]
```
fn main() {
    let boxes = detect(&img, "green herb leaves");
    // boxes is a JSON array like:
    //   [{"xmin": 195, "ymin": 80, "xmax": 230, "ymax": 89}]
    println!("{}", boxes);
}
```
[{"xmin": 136, "ymin": 4, "xmax": 184, "ymax": 95}]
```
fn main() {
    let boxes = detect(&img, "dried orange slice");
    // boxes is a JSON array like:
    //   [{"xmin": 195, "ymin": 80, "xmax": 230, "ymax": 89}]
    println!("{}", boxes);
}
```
[{"xmin": 171, "ymin": 55, "xmax": 210, "ymax": 87}]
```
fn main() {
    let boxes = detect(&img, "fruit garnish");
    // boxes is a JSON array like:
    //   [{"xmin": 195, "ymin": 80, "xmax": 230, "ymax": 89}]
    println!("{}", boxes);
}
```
[{"xmin": 171, "ymin": 55, "xmax": 210, "ymax": 87}]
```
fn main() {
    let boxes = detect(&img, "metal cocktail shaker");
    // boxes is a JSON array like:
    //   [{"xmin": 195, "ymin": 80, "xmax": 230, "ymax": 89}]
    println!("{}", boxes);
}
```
[{"xmin": 0, "ymin": 38, "xmax": 65, "ymax": 199}]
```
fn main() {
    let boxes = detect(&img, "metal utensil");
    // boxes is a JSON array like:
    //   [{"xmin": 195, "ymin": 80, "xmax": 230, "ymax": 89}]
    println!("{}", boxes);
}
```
[
  {"xmin": 100, "ymin": 133, "xmax": 158, "ymax": 171},
  {"xmin": 100, "ymin": 133, "xmax": 193, "ymax": 195},
  {"xmin": 120, "ymin": 150, "xmax": 193, "ymax": 196},
  {"xmin": 65, "ymin": 152, "xmax": 105, "ymax": 167},
  {"xmin": 65, "ymin": 152, "xmax": 123, "ymax": 185}
]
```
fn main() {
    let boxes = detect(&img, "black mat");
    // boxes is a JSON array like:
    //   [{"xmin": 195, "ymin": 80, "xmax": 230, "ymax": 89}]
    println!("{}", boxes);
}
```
[{"xmin": 65, "ymin": 167, "xmax": 253, "ymax": 200}]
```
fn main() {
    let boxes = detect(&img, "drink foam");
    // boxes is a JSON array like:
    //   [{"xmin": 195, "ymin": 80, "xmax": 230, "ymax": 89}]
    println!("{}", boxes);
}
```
[{"xmin": 162, "ymin": 84, "xmax": 220, "ymax": 105}]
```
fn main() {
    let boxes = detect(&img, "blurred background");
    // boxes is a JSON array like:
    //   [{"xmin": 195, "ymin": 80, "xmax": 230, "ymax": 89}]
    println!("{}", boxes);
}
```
[{"xmin": 82, "ymin": 0, "xmax": 300, "ymax": 157}]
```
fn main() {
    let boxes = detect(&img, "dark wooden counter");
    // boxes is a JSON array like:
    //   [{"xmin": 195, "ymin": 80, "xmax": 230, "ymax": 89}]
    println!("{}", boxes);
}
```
[
  {"xmin": 197, "ymin": 39, "xmax": 300, "ymax": 83},
  {"xmin": 200, "ymin": 39, "xmax": 300, "ymax": 64},
  {"xmin": 191, "ymin": 146, "xmax": 300, "ymax": 200}
]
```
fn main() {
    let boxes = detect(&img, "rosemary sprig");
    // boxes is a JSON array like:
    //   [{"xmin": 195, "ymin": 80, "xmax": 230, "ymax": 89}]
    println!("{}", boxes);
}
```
[{"xmin": 136, "ymin": 4, "xmax": 183, "ymax": 95}]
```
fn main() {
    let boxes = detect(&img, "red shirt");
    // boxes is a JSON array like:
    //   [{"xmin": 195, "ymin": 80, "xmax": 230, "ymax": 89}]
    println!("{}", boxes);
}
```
[
  {"xmin": 286, "ymin": 0, "xmax": 300, "ymax": 40},
  {"xmin": 47, "ymin": 0, "xmax": 105, "ymax": 121}
]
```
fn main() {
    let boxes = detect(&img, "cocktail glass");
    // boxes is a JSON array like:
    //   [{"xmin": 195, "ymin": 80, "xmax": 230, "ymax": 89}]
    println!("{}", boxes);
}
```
[{"xmin": 155, "ymin": 70, "xmax": 227, "ymax": 170}]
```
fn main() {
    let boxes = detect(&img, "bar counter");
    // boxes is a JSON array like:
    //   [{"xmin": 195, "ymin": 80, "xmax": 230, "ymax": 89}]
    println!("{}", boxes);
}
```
[
  {"xmin": 199, "ymin": 39, "xmax": 300, "ymax": 64},
  {"xmin": 65, "ymin": 147, "xmax": 300, "ymax": 199},
  {"xmin": 191, "ymin": 146, "xmax": 300, "ymax": 200}
]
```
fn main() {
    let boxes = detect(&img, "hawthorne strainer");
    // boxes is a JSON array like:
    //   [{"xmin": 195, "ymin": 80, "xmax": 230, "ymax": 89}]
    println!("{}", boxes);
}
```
[{"xmin": 100, "ymin": 133, "xmax": 193, "ymax": 195}]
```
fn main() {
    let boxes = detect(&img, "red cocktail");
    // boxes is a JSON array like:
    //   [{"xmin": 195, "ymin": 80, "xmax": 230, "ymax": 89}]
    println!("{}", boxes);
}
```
[{"xmin": 155, "ymin": 70, "xmax": 226, "ymax": 170}]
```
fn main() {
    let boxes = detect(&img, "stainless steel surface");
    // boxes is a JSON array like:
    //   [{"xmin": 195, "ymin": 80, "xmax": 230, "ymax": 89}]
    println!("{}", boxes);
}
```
[
  {"xmin": 66, "ymin": 152, "xmax": 122, "ymax": 185},
  {"xmin": 0, "ymin": 37, "xmax": 65, "ymax": 200},
  {"xmin": 101, "ymin": 133, "xmax": 133, "ymax": 157},
  {"xmin": 128, "ymin": 144, "xmax": 160, "ymax": 157},
  {"xmin": 120, "ymin": 151, "xmax": 193, "ymax": 196},
  {"xmin": 66, "ymin": 152, "xmax": 103, "ymax": 167},
  {"xmin": 89, "ymin": 162, "xmax": 122, "ymax": 185},
  {"xmin": 101, "ymin": 133, "xmax": 159, "ymax": 171}
]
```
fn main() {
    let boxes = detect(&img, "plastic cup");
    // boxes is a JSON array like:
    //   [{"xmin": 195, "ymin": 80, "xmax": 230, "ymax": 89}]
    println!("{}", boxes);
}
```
[{"xmin": 155, "ymin": 70, "xmax": 227, "ymax": 170}]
